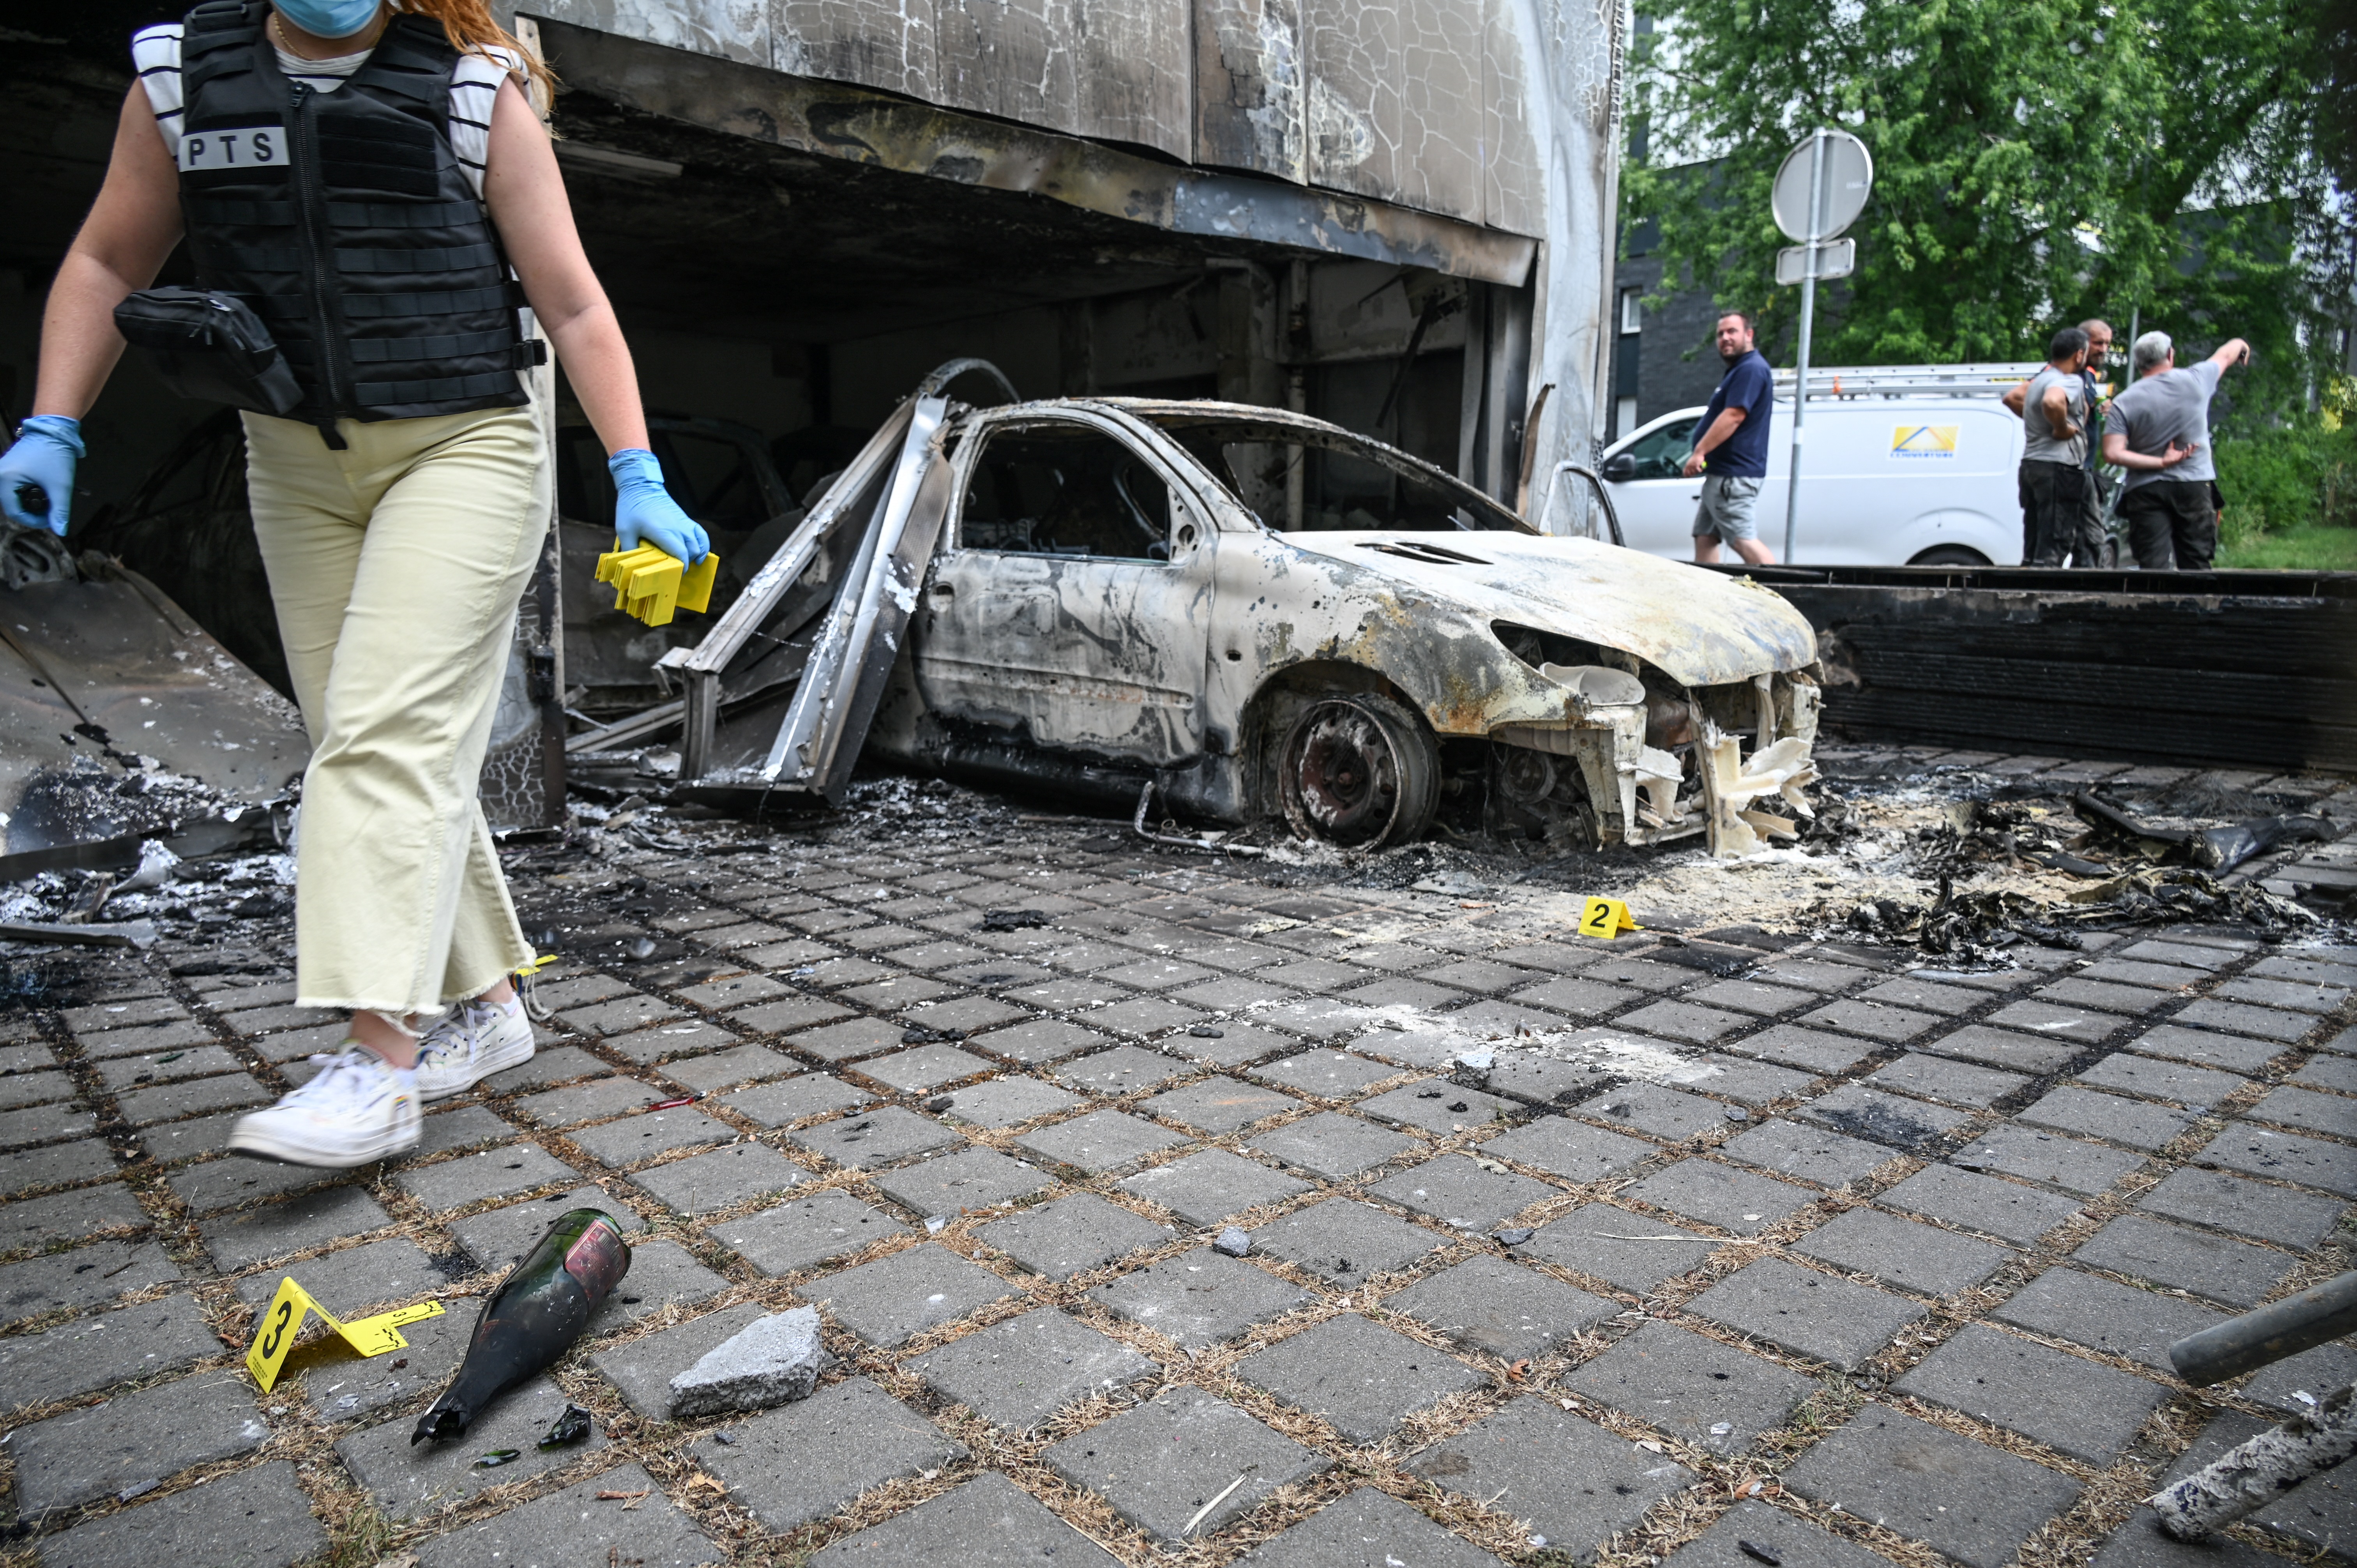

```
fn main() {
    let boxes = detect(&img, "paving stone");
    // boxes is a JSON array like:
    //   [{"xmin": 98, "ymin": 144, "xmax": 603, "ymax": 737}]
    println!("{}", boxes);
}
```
[
  {"xmin": 586, "ymin": 1239, "xmax": 729, "ymax": 1332},
  {"xmin": 1237, "ymin": 1485, "xmax": 1508, "ymax": 1568},
  {"xmin": 528, "ymin": 973, "xmax": 636, "ymax": 1011},
  {"xmin": 1521, "ymin": 1202, "xmax": 1717, "ymax": 1291},
  {"xmin": 903, "ymin": 995, "xmax": 1029, "ymax": 1035},
  {"xmin": 1165, "ymin": 1023, "xmax": 1297, "ymax": 1069},
  {"xmin": 0, "ymin": 1239, "xmax": 180, "ymax": 1323},
  {"xmin": 71, "ymin": 1019, "xmax": 212, "ymax": 1060},
  {"xmin": 857, "ymin": 1044, "xmax": 998, "ymax": 1095},
  {"xmin": 2073, "ymin": 1213, "xmax": 2291, "ymax": 1307},
  {"xmin": 2197, "ymin": 1125, "xmax": 2357, "ymax": 1202},
  {"xmin": 603, "ymin": 1019, "xmax": 740, "ymax": 1065},
  {"xmin": 721, "ymin": 1072, "xmax": 875, "ymax": 1128},
  {"xmin": 2076, "ymin": 1053, "xmax": 2245, "ymax": 1109},
  {"xmin": 114, "ymin": 1071, "xmax": 272, "ymax": 1127},
  {"xmin": 168, "ymin": 1151, "xmax": 354, "ymax": 1215},
  {"xmin": 911, "ymin": 1306, "xmax": 1154, "ymax": 1428},
  {"xmin": 1120, "ymin": 1148, "xmax": 1309, "ymax": 1225},
  {"xmin": 1366, "ymin": 1154, "xmax": 1553, "ymax": 1231},
  {"xmin": 778, "ymin": 1017, "xmax": 906, "ymax": 1066},
  {"xmin": 631, "ymin": 1142, "xmax": 809, "ymax": 1216},
  {"xmin": 232, "ymin": 1237, "xmax": 445, "ymax": 1318},
  {"xmin": 1659, "ymin": 1499, "xmax": 1902, "ymax": 1568},
  {"xmin": 32, "ymin": 1459, "xmax": 325, "ymax": 1568},
  {"xmin": 1087, "ymin": 1247, "xmax": 1308, "ymax": 1348},
  {"xmin": 659, "ymin": 1044, "xmax": 803, "ymax": 1095},
  {"xmin": 975, "ymin": 1193, "xmax": 1173, "ymax": 1280},
  {"xmin": 1051, "ymin": 1045, "xmax": 1195, "ymax": 1098},
  {"xmin": 1793, "ymin": 1207, "xmax": 2011, "ymax": 1296},
  {"xmin": 12, "ymin": 1371, "xmax": 266, "ymax": 1515},
  {"xmin": 786, "ymin": 1105, "xmax": 965, "ymax": 1168},
  {"xmin": 1956, "ymin": 1125, "xmax": 2139, "ymax": 1210},
  {"xmin": 1246, "ymin": 1112, "xmax": 1413, "ymax": 1181},
  {"xmin": 94, "ymin": 1045, "xmax": 253, "ymax": 1096},
  {"xmin": 2240, "ymin": 1340, "xmax": 2357, "ymax": 1414},
  {"xmin": 2079, "ymin": 957, "xmax": 2209, "ymax": 991},
  {"xmin": 558, "ymin": 994, "xmax": 683, "ymax": 1037},
  {"xmin": 1477, "ymin": 1116, "xmax": 1654, "ymax": 1183},
  {"xmin": 2119, "ymin": 938, "xmax": 2239, "ymax": 970},
  {"xmin": 1043, "ymin": 1386, "xmax": 1327, "ymax": 1541},
  {"xmin": 2139, "ymin": 1165, "xmax": 2346, "ymax": 1248},
  {"xmin": 1140, "ymin": 1077, "xmax": 1297, "ymax": 1134},
  {"xmin": 413, "ymin": 1460, "xmax": 718, "ymax": 1568},
  {"xmin": 710, "ymin": 1189, "xmax": 910, "ymax": 1277},
  {"xmin": 1979, "ymin": 999, "xmax": 2126, "ymax": 1044},
  {"xmin": 1688, "ymin": 1259, "xmax": 1924, "ymax": 1370},
  {"xmin": 971, "ymin": 1019, "xmax": 1110, "ymax": 1065},
  {"xmin": 1915, "ymin": 1026, "xmax": 2078, "ymax": 1075},
  {"xmin": 514, "ymin": 1077, "xmax": 663, "ymax": 1128},
  {"xmin": 1778, "ymin": 1406, "xmax": 2079, "ymax": 1568},
  {"xmin": 814, "ymin": 1242, "xmax": 1015, "ymax": 1347},
  {"xmin": 1235, "ymin": 1312, "xmax": 1484, "ymax": 1443},
  {"xmin": 812, "ymin": 1471, "xmax": 1118, "ymax": 1566},
  {"xmin": 2292, "ymin": 1054, "xmax": 2357, "ymax": 1093},
  {"xmin": 0, "ymin": 1102, "xmax": 98, "ymax": 1151},
  {"xmin": 2019, "ymin": 1085, "xmax": 2193, "ymax": 1151},
  {"xmin": 2176, "ymin": 999, "xmax": 2316, "ymax": 1042},
  {"xmin": 396, "ymin": 1142, "xmax": 578, "ymax": 1210},
  {"xmin": 1721, "ymin": 1119, "xmax": 1894, "ymax": 1187},
  {"xmin": 940, "ymin": 1076, "xmax": 1084, "ymax": 1128},
  {"xmin": 1406, "ymin": 1397, "xmax": 1692, "ymax": 1556},
  {"xmin": 1799, "ymin": 998, "xmax": 1938, "ymax": 1043},
  {"xmin": 139, "ymin": 1109, "xmax": 247, "ymax": 1165},
  {"xmin": 1575, "ymin": 1083, "xmax": 1725, "ymax": 1141},
  {"xmin": 1862, "ymin": 1054, "xmax": 2027, "ymax": 1109},
  {"xmin": 0, "ymin": 1070, "xmax": 72, "ymax": 1112},
  {"xmin": 688, "ymin": 1367, "xmax": 966, "ymax": 1528},
  {"xmin": 1253, "ymin": 1197, "xmax": 1448, "ymax": 1284},
  {"xmin": 1381, "ymin": 1254, "xmax": 1614, "ymax": 1360},
  {"xmin": 1565, "ymin": 1320, "xmax": 1818, "ymax": 1451},
  {"xmin": 1687, "ymin": 978, "xmax": 1818, "ymax": 1018},
  {"xmin": 0, "ymin": 1293, "xmax": 218, "ymax": 1409},
  {"xmin": 339, "ymin": 1373, "xmax": 603, "ymax": 1520},
  {"xmin": 590, "ymin": 1300, "xmax": 770, "ymax": 1417},
  {"xmin": 64, "ymin": 996, "xmax": 188, "ymax": 1033},
  {"xmin": 1472, "ymin": 1049, "xmax": 1610, "ymax": 1107},
  {"xmin": 2249, "ymin": 1085, "xmax": 2357, "ymax": 1141},
  {"xmin": 444, "ymin": 1185, "xmax": 644, "ymax": 1267},
  {"xmin": 1876, "ymin": 1165, "xmax": 2078, "ymax": 1247},
  {"xmin": 0, "ymin": 1183, "xmax": 148, "ymax": 1252},
  {"xmin": 872, "ymin": 1145, "xmax": 1053, "ymax": 1217},
  {"xmin": 477, "ymin": 1044, "xmax": 611, "ymax": 1094},
  {"xmin": 678, "ymin": 972, "xmax": 794, "ymax": 1008},
  {"xmin": 726, "ymin": 995, "xmax": 857, "ymax": 1039},
  {"xmin": 1357, "ymin": 1082, "xmax": 1518, "ymax": 1136},
  {"xmin": 1615, "ymin": 999, "xmax": 1753, "ymax": 1045},
  {"xmin": 2034, "ymin": 976, "xmax": 2180, "ymax": 1017},
  {"xmin": 394, "ymin": 1106, "xmax": 518, "ymax": 1162},
  {"xmin": 1856, "ymin": 976, "xmax": 1984, "ymax": 1016},
  {"xmin": 1795, "ymin": 1084, "xmax": 1972, "ymax": 1153},
  {"xmin": 1723, "ymin": 1024, "xmax": 1880, "ymax": 1075},
  {"xmin": 1014, "ymin": 1110, "xmax": 1186, "ymax": 1173},
  {"xmin": 1627, "ymin": 1158, "xmax": 1816, "ymax": 1235},
  {"xmin": 1682, "ymin": 1054, "xmax": 1818, "ymax": 1107},
  {"xmin": 1992, "ymin": 1267, "xmax": 2226, "ymax": 1370},
  {"xmin": 2129, "ymin": 1024, "xmax": 2285, "ymax": 1074},
  {"xmin": 1251, "ymin": 1049, "xmax": 1404, "ymax": 1099}
]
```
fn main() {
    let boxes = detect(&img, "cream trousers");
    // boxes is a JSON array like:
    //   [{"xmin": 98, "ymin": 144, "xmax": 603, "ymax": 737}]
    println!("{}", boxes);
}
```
[{"xmin": 243, "ymin": 404, "xmax": 544, "ymax": 1015}]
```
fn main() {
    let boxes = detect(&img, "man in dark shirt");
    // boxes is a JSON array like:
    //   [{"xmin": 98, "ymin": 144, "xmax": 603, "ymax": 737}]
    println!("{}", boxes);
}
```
[{"xmin": 1682, "ymin": 311, "xmax": 1777, "ymax": 563}]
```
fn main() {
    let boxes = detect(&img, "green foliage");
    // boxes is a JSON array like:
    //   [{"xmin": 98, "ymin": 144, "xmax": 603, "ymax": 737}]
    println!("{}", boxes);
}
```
[
  {"xmin": 2214, "ymin": 413, "xmax": 2357, "ymax": 556},
  {"xmin": 1622, "ymin": 0, "xmax": 2350, "ymax": 422}
]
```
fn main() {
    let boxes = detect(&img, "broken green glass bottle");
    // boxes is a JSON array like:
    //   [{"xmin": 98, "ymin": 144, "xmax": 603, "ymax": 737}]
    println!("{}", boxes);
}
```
[{"xmin": 412, "ymin": 1208, "xmax": 631, "ymax": 1444}]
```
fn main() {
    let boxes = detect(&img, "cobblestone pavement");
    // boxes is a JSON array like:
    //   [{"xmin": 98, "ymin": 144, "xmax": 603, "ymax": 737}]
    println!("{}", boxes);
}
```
[{"xmin": 0, "ymin": 748, "xmax": 2352, "ymax": 1568}]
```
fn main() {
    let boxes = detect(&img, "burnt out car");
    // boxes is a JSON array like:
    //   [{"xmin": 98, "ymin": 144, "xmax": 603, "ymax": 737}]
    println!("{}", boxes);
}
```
[{"xmin": 670, "ymin": 364, "xmax": 1825, "ymax": 856}]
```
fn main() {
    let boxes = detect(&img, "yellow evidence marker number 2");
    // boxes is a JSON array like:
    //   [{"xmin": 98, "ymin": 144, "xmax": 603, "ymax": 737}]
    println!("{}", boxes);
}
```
[
  {"xmin": 1578, "ymin": 897, "xmax": 1642, "ymax": 941},
  {"xmin": 246, "ymin": 1275, "xmax": 445, "ymax": 1394}
]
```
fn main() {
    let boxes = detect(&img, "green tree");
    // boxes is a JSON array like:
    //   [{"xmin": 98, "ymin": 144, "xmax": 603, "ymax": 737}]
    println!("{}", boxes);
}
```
[{"xmin": 1622, "ymin": 0, "xmax": 2350, "ymax": 424}]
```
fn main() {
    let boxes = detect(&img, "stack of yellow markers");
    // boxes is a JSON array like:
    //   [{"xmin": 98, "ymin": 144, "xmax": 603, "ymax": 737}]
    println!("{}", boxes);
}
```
[{"xmin": 595, "ymin": 540, "xmax": 720, "ymax": 627}]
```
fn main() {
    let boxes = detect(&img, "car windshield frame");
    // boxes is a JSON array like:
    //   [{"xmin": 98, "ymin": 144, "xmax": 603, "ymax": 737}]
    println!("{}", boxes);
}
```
[{"xmin": 1113, "ymin": 406, "xmax": 1535, "ymax": 535}]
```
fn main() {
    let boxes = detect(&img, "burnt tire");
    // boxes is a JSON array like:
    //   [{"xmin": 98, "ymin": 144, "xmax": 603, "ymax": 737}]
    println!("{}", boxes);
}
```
[{"xmin": 1276, "ymin": 692, "xmax": 1440, "ymax": 849}]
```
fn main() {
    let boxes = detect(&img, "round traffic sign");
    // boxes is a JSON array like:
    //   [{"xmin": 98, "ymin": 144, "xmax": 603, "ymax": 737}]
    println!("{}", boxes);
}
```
[{"xmin": 1771, "ymin": 130, "xmax": 1873, "ymax": 242}]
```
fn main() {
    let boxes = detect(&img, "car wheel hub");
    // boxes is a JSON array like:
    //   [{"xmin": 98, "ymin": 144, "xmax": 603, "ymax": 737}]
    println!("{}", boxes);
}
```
[{"xmin": 1282, "ymin": 703, "xmax": 1402, "ymax": 845}]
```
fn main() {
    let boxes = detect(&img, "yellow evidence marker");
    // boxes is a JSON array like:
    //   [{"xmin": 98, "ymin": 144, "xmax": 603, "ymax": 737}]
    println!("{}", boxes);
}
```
[
  {"xmin": 246, "ymin": 1275, "xmax": 445, "ymax": 1394},
  {"xmin": 594, "ymin": 540, "xmax": 719, "ymax": 628},
  {"xmin": 1577, "ymin": 896, "xmax": 1642, "ymax": 941}
]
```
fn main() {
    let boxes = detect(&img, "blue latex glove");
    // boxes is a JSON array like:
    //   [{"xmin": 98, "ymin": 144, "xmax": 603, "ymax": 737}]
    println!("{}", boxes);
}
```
[
  {"xmin": 608, "ymin": 448, "xmax": 709, "ymax": 565},
  {"xmin": 0, "ymin": 417, "xmax": 84, "ymax": 537}
]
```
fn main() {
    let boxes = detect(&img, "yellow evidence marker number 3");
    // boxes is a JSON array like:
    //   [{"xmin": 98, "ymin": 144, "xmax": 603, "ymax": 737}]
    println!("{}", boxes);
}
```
[
  {"xmin": 1578, "ymin": 897, "xmax": 1641, "ymax": 940},
  {"xmin": 246, "ymin": 1275, "xmax": 445, "ymax": 1393}
]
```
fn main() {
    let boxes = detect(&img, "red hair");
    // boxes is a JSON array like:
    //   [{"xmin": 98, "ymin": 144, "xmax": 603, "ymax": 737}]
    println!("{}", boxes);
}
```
[{"xmin": 398, "ymin": 0, "xmax": 557, "ymax": 109}]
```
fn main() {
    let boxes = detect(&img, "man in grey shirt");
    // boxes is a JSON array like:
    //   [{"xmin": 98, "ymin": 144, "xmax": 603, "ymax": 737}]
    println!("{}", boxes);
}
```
[
  {"xmin": 2104, "ymin": 329, "xmax": 2249, "ymax": 569},
  {"xmin": 2015, "ymin": 327, "xmax": 2091, "ymax": 565}
]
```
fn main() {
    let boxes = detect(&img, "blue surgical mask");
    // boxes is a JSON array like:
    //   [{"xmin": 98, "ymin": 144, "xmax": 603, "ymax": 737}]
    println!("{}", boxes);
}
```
[{"xmin": 273, "ymin": 0, "xmax": 385, "ymax": 41}]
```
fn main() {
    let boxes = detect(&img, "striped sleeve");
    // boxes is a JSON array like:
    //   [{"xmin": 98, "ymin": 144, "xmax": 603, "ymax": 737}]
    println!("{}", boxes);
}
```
[
  {"xmin": 446, "ymin": 46, "xmax": 524, "ymax": 195},
  {"xmin": 131, "ymin": 24, "xmax": 184, "ymax": 157}
]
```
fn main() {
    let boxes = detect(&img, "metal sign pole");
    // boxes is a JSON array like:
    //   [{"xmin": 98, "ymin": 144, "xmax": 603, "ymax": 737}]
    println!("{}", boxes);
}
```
[{"xmin": 1781, "ymin": 129, "xmax": 1826, "ymax": 563}]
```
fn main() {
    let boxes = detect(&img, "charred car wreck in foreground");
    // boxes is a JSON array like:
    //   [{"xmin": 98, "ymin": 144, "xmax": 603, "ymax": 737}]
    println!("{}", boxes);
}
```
[{"xmin": 657, "ymin": 362, "xmax": 1824, "ymax": 858}]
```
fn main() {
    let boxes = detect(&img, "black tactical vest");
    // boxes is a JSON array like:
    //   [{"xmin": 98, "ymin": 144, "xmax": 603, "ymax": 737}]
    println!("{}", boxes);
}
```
[{"xmin": 174, "ymin": 0, "xmax": 542, "ymax": 430}]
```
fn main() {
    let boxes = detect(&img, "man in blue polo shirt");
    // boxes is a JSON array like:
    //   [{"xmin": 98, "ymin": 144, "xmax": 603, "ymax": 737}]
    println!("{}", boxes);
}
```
[{"xmin": 1681, "ymin": 310, "xmax": 1777, "ymax": 563}]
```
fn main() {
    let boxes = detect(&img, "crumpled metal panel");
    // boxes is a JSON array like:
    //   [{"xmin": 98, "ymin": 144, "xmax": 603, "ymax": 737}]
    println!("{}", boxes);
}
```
[{"xmin": 0, "ymin": 572, "xmax": 307, "ymax": 859}]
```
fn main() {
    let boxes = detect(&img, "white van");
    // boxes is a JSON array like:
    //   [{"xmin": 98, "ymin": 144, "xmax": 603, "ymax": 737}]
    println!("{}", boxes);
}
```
[{"xmin": 1595, "ymin": 364, "xmax": 2046, "ymax": 565}]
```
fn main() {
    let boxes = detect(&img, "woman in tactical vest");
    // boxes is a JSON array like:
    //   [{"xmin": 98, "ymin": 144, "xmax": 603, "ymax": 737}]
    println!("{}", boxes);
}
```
[{"xmin": 0, "ymin": 0, "xmax": 708, "ymax": 1166}]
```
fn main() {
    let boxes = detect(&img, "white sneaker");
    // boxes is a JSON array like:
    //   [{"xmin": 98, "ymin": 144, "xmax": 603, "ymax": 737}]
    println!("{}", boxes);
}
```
[
  {"xmin": 413, "ymin": 998, "xmax": 535, "ymax": 1101},
  {"xmin": 228, "ymin": 1049, "xmax": 421, "ymax": 1168}
]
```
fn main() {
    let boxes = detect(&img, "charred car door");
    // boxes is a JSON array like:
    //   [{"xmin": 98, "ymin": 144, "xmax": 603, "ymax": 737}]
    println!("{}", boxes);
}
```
[{"xmin": 915, "ymin": 411, "xmax": 1214, "ymax": 765}]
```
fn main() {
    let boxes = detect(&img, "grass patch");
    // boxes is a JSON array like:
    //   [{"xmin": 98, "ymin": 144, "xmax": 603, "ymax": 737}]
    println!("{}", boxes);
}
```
[{"xmin": 2217, "ymin": 520, "xmax": 2357, "ymax": 570}]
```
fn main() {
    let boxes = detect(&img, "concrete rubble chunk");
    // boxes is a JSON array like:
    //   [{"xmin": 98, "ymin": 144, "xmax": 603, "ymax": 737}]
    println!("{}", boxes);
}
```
[{"xmin": 668, "ymin": 1305, "xmax": 831, "ymax": 1417}]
